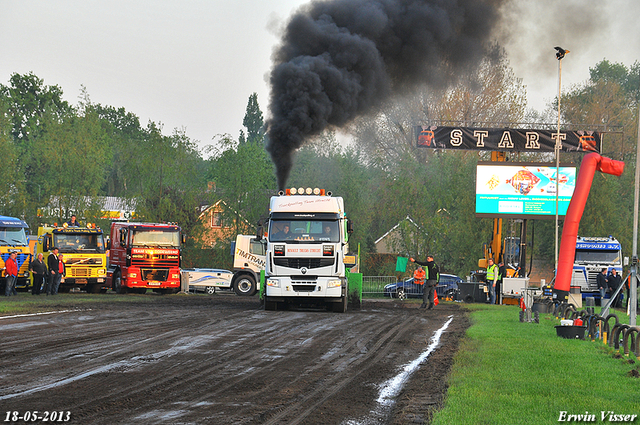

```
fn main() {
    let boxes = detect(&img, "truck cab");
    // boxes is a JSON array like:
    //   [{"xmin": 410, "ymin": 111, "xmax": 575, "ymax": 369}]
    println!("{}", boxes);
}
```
[
  {"xmin": 35, "ymin": 224, "xmax": 108, "ymax": 293},
  {"xmin": 0, "ymin": 216, "xmax": 31, "ymax": 292},
  {"xmin": 264, "ymin": 188, "xmax": 353, "ymax": 312},
  {"xmin": 571, "ymin": 236, "xmax": 622, "ymax": 296},
  {"xmin": 231, "ymin": 234, "xmax": 266, "ymax": 296},
  {"xmin": 107, "ymin": 222, "xmax": 183, "ymax": 294}
]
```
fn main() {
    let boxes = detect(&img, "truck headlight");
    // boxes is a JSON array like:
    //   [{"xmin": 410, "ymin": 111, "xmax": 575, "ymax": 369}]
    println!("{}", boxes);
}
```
[
  {"xmin": 327, "ymin": 279, "xmax": 342, "ymax": 288},
  {"xmin": 129, "ymin": 272, "xmax": 137, "ymax": 278},
  {"xmin": 267, "ymin": 279, "xmax": 280, "ymax": 287},
  {"xmin": 171, "ymin": 273, "xmax": 180, "ymax": 279}
]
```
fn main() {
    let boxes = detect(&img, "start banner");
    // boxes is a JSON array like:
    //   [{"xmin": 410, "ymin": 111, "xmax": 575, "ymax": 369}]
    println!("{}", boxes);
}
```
[{"xmin": 415, "ymin": 125, "xmax": 601, "ymax": 153}]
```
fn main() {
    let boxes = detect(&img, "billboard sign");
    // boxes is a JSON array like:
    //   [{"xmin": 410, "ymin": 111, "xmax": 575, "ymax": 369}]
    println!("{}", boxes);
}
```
[
  {"xmin": 476, "ymin": 162, "xmax": 577, "ymax": 219},
  {"xmin": 416, "ymin": 125, "xmax": 601, "ymax": 153}
]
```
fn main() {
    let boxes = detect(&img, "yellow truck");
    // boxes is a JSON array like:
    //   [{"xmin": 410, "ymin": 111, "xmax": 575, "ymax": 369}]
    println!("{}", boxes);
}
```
[
  {"xmin": 34, "ymin": 224, "xmax": 108, "ymax": 293},
  {"xmin": 1, "ymin": 215, "xmax": 31, "ymax": 292}
]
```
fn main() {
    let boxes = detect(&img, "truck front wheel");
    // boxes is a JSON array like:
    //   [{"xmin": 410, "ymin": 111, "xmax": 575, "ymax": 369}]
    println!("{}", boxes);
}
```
[
  {"xmin": 331, "ymin": 295, "xmax": 348, "ymax": 313},
  {"xmin": 233, "ymin": 275, "xmax": 257, "ymax": 296}
]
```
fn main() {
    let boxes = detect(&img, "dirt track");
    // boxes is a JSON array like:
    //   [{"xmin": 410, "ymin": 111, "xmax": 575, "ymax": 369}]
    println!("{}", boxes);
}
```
[{"xmin": 0, "ymin": 295, "xmax": 469, "ymax": 424}]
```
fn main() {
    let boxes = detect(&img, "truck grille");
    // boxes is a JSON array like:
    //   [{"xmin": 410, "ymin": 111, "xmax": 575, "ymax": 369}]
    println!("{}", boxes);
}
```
[
  {"xmin": 292, "ymin": 284, "xmax": 317, "ymax": 292},
  {"xmin": 70, "ymin": 268, "xmax": 91, "ymax": 277},
  {"xmin": 141, "ymin": 269, "xmax": 169, "ymax": 281},
  {"xmin": 273, "ymin": 258, "xmax": 334, "ymax": 269}
]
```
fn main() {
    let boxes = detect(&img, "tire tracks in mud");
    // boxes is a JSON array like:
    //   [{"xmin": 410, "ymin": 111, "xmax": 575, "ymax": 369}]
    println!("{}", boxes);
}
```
[{"xmin": 0, "ymin": 298, "xmax": 467, "ymax": 425}]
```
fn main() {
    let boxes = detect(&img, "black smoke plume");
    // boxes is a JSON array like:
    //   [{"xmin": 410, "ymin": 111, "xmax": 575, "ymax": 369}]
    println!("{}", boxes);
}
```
[{"xmin": 266, "ymin": 0, "xmax": 505, "ymax": 189}]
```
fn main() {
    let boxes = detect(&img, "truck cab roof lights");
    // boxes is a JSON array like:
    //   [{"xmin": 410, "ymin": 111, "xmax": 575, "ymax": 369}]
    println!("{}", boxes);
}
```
[{"xmin": 284, "ymin": 187, "xmax": 328, "ymax": 196}]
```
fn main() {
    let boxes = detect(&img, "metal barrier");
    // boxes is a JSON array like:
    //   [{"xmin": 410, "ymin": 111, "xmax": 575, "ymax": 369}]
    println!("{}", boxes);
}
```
[{"xmin": 362, "ymin": 276, "xmax": 397, "ymax": 297}]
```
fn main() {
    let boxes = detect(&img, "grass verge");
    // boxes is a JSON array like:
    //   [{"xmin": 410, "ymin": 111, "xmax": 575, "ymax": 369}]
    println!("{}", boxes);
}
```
[
  {"xmin": 432, "ymin": 304, "xmax": 639, "ymax": 425},
  {"xmin": 0, "ymin": 292, "xmax": 169, "ymax": 315}
]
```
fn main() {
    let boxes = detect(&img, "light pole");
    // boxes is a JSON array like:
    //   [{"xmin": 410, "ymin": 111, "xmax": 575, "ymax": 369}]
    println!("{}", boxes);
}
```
[{"xmin": 554, "ymin": 46, "xmax": 569, "ymax": 272}]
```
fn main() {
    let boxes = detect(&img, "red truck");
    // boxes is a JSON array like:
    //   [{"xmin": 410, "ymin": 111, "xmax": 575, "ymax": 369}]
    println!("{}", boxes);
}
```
[{"xmin": 107, "ymin": 222, "xmax": 183, "ymax": 294}]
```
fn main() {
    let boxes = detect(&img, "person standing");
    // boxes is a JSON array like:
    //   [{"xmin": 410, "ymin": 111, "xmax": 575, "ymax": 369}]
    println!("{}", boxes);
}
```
[
  {"xmin": 497, "ymin": 261, "xmax": 507, "ymax": 305},
  {"xmin": 51, "ymin": 254, "xmax": 66, "ymax": 295},
  {"xmin": 486, "ymin": 258, "xmax": 498, "ymax": 304},
  {"xmin": 46, "ymin": 247, "xmax": 60, "ymax": 295},
  {"xmin": 413, "ymin": 266, "xmax": 426, "ymax": 307},
  {"xmin": 410, "ymin": 255, "xmax": 439, "ymax": 309},
  {"xmin": 596, "ymin": 268, "xmax": 608, "ymax": 306},
  {"xmin": 66, "ymin": 215, "xmax": 80, "ymax": 227},
  {"xmin": 4, "ymin": 252, "xmax": 18, "ymax": 296},
  {"xmin": 30, "ymin": 253, "xmax": 47, "ymax": 295},
  {"xmin": 607, "ymin": 269, "xmax": 622, "ymax": 308}
]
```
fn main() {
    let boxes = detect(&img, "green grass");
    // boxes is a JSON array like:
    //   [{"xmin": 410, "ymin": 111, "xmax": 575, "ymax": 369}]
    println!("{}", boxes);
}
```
[
  {"xmin": 0, "ymin": 291, "xmax": 165, "ymax": 315},
  {"xmin": 432, "ymin": 304, "xmax": 639, "ymax": 425}
]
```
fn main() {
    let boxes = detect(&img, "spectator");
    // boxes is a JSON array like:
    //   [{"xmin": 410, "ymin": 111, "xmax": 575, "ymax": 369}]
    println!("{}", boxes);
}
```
[
  {"xmin": 607, "ymin": 269, "xmax": 622, "ymax": 308},
  {"xmin": 46, "ymin": 247, "xmax": 60, "ymax": 295},
  {"xmin": 4, "ymin": 252, "xmax": 18, "ymax": 296},
  {"xmin": 30, "ymin": 253, "xmax": 47, "ymax": 295},
  {"xmin": 52, "ymin": 254, "xmax": 66, "ymax": 295},
  {"xmin": 597, "ymin": 268, "xmax": 608, "ymax": 306}
]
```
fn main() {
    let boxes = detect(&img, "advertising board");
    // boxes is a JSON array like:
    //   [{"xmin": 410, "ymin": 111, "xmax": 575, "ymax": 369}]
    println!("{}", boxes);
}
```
[{"xmin": 476, "ymin": 162, "xmax": 576, "ymax": 219}]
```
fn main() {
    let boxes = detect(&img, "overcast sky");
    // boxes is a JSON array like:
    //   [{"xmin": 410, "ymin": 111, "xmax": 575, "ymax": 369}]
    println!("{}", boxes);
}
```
[{"xmin": 1, "ymin": 0, "xmax": 639, "ymax": 153}]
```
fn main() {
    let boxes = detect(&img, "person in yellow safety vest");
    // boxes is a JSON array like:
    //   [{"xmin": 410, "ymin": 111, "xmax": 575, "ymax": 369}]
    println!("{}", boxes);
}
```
[{"xmin": 486, "ymin": 258, "xmax": 499, "ymax": 304}]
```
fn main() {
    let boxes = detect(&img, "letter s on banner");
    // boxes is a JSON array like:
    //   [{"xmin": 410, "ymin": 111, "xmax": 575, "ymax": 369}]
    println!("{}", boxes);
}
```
[{"xmin": 450, "ymin": 129, "xmax": 463, "ymax": 146}]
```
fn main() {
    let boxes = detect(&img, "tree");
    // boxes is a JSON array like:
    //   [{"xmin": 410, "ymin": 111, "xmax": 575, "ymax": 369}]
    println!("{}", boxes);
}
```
[
  {"xmin": 206, "ymin": 134, "xmax": 275, "ymax": 235},
  {"xmin": 241, "ymin": 93, "xmax": 264, "ymax": 144}
]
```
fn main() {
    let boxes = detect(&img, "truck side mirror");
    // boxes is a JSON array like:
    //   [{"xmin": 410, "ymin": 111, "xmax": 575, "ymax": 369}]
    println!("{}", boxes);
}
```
[
  {"xmin": 182, "ymin": 234, "xmax": 187, "ymax": 244},
  {"xmin": 256, "ymin": 226, "xmax": 263, "ymax": 241},
  {"xmin": 346, "ymin": 219, "xmax": 354, "ymax": 234},
  {"xmin": 43, "ymin": 236, "xmax": 49, "ymax": 252},
  {"xmin": 120, "ymin": 229, "xmax": 127, "ymax": 246},
  {"xmin": 106, "ymin": 239, "xmax": 111, "ymax": 250}
]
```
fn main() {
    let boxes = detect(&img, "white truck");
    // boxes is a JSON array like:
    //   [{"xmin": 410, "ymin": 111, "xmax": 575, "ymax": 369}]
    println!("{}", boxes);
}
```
[
  {"xmin": 230, "ymin": 234, "xmax": 266, "ymax": 296},
  {"xmin": 262, "ymin": 188, "xmax": 353, "ymax": 312},
  {"xmin": 571, "ymin": 236, "xmax": 623, "ymax": 297}
]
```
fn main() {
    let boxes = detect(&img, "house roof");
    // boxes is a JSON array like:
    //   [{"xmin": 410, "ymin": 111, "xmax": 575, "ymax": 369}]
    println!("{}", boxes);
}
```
[{"xmin": 374, "ymin": 216, "xmax": 424, "ymax": 245}]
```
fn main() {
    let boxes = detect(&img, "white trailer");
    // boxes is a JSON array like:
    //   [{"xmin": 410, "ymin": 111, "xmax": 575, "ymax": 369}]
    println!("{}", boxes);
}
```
[
  {"xmin": 183, "ymin": 268, "xmax": 233, "ymax": 294},
  {"xmin": 263, "ymin": 188, "xmax": 353, "ymax": 312}
]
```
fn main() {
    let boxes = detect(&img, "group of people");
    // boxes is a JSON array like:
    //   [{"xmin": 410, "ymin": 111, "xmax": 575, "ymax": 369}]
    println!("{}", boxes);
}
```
[
  {"xmin": 597, "ymin": 268, "xmax": 623, "ymax": 308},
  {"xmin": 3, "ymin": 247, "xmax": 66, "ymax": 297},
  {"xmin": 410, "ymin": 255, "xmax": 440, "ymax": 309},
  {"xmin": 31, "ymin": 247, "xmax": 66, "ymax": 295}
]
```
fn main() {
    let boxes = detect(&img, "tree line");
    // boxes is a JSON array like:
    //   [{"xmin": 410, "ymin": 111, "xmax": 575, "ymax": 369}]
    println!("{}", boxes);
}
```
[{"xmin": 1, "ymin": 53, "xmax": 638, "ymax": 277}]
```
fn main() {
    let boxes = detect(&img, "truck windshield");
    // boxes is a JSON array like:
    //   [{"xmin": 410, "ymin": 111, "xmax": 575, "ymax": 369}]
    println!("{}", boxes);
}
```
[
  {"xmin": 269, "ymin": 220, "xmax": 339, "ymax": 243},
  {"xmin": 0, "ymin": 227, "xmax": 28, "ymax": 246},
  {"xmin": 574, "ymin": 249, "xmax": 620, "ymax": 264},
  {"xmin": 54, "ymin": 234, "xmax": 106, "ymax": 253},
  {"xmin": 132, "ymin": 230, "xmax": 180, "ymax": 247}
]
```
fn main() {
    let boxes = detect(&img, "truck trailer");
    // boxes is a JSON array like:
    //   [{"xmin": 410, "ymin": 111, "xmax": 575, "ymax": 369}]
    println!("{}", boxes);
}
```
[{"xmin": 263, "ymin": 188, "xmax": 353, "ymax": 312}]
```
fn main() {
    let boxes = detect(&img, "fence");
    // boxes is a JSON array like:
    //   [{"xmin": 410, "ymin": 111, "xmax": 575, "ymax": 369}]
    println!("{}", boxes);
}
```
[{"xmin": 362, "ymin": 276, "xmax": 397, "ymax": 298}]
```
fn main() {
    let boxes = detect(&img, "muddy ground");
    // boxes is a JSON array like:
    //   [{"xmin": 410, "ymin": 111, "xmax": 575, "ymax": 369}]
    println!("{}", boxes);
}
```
[{"xmin": 0, "ymin": 295, "xmax": 470, "ymax": 424}]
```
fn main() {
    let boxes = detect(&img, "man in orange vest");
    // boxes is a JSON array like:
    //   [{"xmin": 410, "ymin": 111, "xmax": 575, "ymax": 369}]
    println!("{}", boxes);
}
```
[{"xmin": 413, "ymin": 265, "xmax": 426, "ymax": 307}]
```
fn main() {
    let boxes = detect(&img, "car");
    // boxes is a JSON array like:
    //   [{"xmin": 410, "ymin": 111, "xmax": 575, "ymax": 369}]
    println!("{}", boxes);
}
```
[
  {"xmin": 183, "ymin": 268, "xmax": 233, "ymax": 295},
  {"xmin": 383, "ymin": 274, "xmax": 462, "ymax": 300}
]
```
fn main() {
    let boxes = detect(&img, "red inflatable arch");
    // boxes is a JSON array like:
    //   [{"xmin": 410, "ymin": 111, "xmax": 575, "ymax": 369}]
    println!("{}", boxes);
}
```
[{"xmin": 555, "ymin": 152, "xmax": 625, "ymax": 296}]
